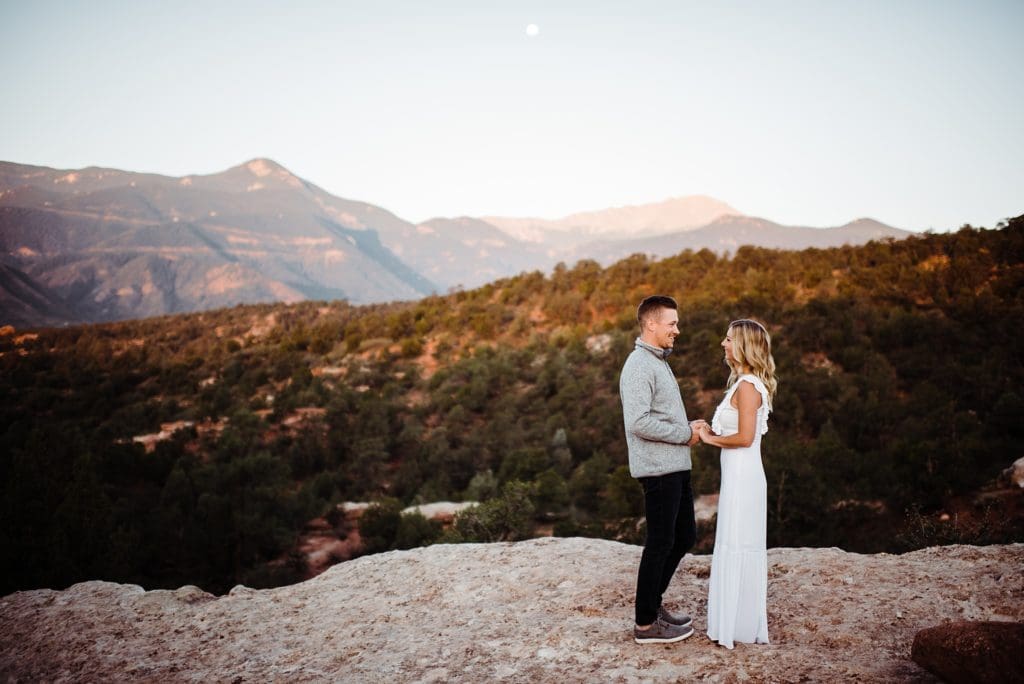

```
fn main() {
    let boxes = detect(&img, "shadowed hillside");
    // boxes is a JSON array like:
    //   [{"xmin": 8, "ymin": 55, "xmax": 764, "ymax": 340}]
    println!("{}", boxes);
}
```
[{"xmin": 1, "ymin": 218, "xmax": 1022, "ymax": 594}]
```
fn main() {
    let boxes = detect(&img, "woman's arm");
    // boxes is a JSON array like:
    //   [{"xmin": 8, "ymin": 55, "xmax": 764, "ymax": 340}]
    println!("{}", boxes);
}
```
[{"xmin": 699, "ymin": 381, "xmax": 761, "ymax": 448}]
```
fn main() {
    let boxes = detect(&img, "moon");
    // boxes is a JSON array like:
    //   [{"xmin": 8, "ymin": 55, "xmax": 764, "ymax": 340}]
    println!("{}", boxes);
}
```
[{"xmin": 526, "ymin": 23, "xmax": 539, "ymax": 37}]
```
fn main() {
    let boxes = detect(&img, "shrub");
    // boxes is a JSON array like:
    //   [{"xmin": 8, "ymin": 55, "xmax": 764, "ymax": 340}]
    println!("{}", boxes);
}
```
[
  {"xmin": 552, "ymin": 518, "xmax": 580, "ymax": 537},
  {"xmin": 464, "ymin": 469, "xmax": 499, "ymax": 501},
  {"xmin": 394, "ymin": 512, "xmax": 442, "ymax": 550},
  {"xmin": 533, "ymin": 468, "xmax": 569, "ymax": 514},
  {"xmin": 600, "ymin": 465, "xmax": 642, "ymax": 519},
  {"xmin": 400, "ymin": 336, "xmax": 424, "ymax": 358},
  {"xmin": 359, "ymin": 498, "xmax": 402, "ymax": 554},
  {"xmin": 895, "ymin": 503, "xmax": 1024, "ymax": 551},
  {"xmin": 447, "ymin": 481, "xmax": 536, "ymax": 542}
]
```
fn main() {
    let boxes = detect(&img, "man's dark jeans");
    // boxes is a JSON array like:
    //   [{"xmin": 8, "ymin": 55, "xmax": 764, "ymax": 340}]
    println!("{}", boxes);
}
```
[{"xmin": 635, "ymin": 469, "xmax": 696, "ymax": 626}]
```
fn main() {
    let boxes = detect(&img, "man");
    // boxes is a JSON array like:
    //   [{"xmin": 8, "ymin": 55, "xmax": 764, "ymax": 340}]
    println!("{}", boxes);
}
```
[{"xmin": 619, "ymin": 295, "xmax": 704, "ymax": 644}]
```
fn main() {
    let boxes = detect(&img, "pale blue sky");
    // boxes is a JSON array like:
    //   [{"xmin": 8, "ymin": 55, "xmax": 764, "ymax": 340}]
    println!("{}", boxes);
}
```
[{"xmin": 1, "ymin": 0, "xmax": 1021, "ymax": 231}]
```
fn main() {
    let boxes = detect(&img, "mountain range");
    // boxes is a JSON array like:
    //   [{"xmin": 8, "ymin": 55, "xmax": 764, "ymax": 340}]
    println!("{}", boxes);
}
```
[{"xmin": 0, "ymin": 158, "xmax": 911, "ymax": 327}]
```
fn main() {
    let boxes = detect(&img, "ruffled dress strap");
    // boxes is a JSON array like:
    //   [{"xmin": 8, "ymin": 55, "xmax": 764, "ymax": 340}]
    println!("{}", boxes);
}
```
[
  {"xmin": 710, "ymin": 399, "xmax": 725, "ymax": 436},
  {"xmin": 737, "ymin": 374, "xmax": 771, "ymax": 435},
  {"xmin": 710, "ymin": 380, "xmax": 737, "ymax": 435}
]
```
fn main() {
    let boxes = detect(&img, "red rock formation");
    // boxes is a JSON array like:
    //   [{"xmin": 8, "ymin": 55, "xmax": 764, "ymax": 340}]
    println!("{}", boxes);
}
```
[{"xmin": 912, "ymin": 620, "xmax": 1024, "ymax": 683}]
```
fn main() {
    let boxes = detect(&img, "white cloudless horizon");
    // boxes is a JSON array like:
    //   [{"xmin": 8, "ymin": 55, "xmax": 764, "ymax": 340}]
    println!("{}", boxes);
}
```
[{"xmin": 0, "ymin": 1, "xmax": 1021, "ymax": 232}]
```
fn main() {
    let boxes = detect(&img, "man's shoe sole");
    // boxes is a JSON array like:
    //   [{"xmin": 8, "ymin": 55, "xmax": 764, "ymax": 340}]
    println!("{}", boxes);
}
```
[{"xmin": 634, "ymin": 627, "xmax": 695, "ymax": 644}]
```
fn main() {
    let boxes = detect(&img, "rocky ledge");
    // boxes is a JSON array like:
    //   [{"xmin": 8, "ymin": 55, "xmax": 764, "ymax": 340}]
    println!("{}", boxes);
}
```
[{"xmin": 2, "ymin": 539, "xmax": 1022, "ymax": 682}]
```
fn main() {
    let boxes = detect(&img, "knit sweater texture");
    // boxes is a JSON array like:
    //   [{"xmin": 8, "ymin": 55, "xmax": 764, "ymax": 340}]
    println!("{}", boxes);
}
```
[{"xmin": 619, "ymin": 338, "xmax": 693, "ymax": 477}]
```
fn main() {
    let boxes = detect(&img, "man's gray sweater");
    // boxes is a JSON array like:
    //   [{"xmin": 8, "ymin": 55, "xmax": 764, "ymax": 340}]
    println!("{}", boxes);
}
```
[{"xmin": 619, "ymin": 338, "xmax": 693, "ymax": 478}]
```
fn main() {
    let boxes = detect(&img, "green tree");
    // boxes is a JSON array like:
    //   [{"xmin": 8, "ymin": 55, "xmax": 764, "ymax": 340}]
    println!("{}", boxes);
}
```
[
  {"xmin": 464, "ymin": 469, "xmax": 499, "ymax": 501},
  {"xmin": 359, "ymin": 498, "xmax": 403, "ymax": 554},
  {"xmin": 394, "ymin": 512, "xmax": 442, "ymax": 549},
  {"xmin": 533, "ymin": 468, "xmax": 570, "ymax": 514},
  {"xmin": 569, "ymin": 451, "xmax": 612, "ymax": 513},
  {"xmin": 601, "ymin": 465, "xmax": 642, "ymax": 519}
]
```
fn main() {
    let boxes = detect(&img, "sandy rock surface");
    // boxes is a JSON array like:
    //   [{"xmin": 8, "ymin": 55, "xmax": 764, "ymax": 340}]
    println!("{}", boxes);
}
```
[
  {"xmin": 402, "ymin": 501, "xmax": 478, "ymax": 521},
  {"xmin": 2, "ymin": 539, "xmax": 1022, "ymax": 683}
]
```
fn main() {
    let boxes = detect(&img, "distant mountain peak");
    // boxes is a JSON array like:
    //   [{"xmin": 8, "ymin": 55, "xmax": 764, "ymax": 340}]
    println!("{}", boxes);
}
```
[
  {"xmin": 0, "ymin": 159, "xmax": 440, "ymax": 325},
  {"xmin": 243, "ymin": 158, "xmax": 289, "ymax": 177},
  {"xmin": 483, "ymin": 195, "xmax": 742, "ymax": 245},
  {"xmin": 566, "ymin": 194, "xmax": 739, "ymax": 218},
  {"xmin": 210, "ymin": 158, "xmax": 304, "ymax": 191},
  {"xmin": 707, "ymin": 214, "xmax": 773, "ymax": 228}
]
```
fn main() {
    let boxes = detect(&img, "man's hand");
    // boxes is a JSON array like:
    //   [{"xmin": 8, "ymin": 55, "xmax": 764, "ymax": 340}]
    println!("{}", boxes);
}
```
[
  {"xmin": 697, "ymin": 422, "xmax": 717, "ymax": 447},
  {"xmin": 687, "ymin": 419, "xmax": 707, "ymax": 447}
]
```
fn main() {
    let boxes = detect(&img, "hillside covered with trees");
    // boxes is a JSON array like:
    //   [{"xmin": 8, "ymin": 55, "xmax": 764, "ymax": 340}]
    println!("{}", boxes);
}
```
[{"xmin": 2, "ymin": 217, "xmax": 1022, "ymax": 595}]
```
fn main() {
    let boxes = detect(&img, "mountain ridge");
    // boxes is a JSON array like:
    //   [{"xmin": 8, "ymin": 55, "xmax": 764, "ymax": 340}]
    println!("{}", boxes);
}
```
[
  {"xmin": 0, "ymin": 158, "xmax": 438, "ymax": 326},
  {"xmin": 568, "ymin": 215, "xmax": 910, "ymax": 265},
  {"xmin": 1, "ymin": 158, "xmax": 911, "ymax": 326},
  {"xmin": 481, "ymin": 194, "xmax": 742, "ymax": 246}
]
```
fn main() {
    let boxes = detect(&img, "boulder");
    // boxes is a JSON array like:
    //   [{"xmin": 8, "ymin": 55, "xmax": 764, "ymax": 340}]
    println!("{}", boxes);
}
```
[
  {"xmin": 694, "ymin": 493, "xmax": 718, "ymax": 523},
  {"xmin": 1002, "ymin": 457, "xmax": 1024, "ymax": 488},
  {"xmin": 402, "ymin": 501, "xmax": 478, "ymax": 522},
  {"xmin": 911, "ymin": 620, "xmax": 1024, "ymax": 683}
]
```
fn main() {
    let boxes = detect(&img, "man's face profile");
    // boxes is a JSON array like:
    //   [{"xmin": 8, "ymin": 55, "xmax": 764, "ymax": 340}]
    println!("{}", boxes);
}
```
[{"xmin": 647, "ymin": 307, "xmax": 679, "ymax": 349}]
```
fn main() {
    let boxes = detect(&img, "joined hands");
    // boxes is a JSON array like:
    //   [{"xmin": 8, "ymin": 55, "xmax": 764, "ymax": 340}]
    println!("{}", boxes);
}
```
[{"xmin": 687, "ymin": 419, "xmax": 710, "ymax": 447}]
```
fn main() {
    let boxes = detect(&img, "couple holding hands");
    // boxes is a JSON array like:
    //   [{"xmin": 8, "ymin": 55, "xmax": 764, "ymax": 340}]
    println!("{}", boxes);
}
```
[{"xmin": 620, "ymin": 295, "xmax": 778, "ymax": 649}]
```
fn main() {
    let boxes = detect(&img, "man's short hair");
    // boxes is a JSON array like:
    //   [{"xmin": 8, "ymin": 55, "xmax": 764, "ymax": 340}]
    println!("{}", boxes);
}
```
[{"xmin": 637, "ymin": 295, "xmax": 678, "ymax": 326}]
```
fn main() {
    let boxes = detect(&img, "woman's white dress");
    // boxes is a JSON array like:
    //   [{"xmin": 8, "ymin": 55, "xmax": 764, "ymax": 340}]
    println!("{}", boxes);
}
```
[{"xmin": 706, "ymin": 374, "xmax": 770, "ymax": 649}]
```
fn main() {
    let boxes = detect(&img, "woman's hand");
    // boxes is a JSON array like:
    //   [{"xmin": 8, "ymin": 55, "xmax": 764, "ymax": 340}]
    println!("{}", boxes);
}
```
[{"xmin": 697, "ymin": 423, "xmax": 716, "ymax": 445}]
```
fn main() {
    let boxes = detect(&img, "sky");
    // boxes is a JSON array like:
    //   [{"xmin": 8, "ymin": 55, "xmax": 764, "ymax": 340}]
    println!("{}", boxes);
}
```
[{"xmin": 1, "ymin": 0, "xmax": 1021, "ymax": 232}]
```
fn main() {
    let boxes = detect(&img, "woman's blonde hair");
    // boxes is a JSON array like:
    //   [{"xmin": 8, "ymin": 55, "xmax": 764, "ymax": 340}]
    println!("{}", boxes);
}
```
[{"xmin": 726, "ymin": 319, "xmax": 778, "ymax": 407}]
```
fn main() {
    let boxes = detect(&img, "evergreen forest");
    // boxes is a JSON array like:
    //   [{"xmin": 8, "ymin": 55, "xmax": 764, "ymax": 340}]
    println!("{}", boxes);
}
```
[{"xmin": 2, "ymin": 217, "xmax": 1022, "ymax": 595}]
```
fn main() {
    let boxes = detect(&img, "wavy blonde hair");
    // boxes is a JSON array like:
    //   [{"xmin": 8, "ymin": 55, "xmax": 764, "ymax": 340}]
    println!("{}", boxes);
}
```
[{"xmin": 726, "ymin": 319, "xmax": 778, "ymax": 408}]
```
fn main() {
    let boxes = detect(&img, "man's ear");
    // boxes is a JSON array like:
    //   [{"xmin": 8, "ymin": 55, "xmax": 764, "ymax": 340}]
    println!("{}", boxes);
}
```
[{"xmin": 642, "ymin": 309, "xmax": 660, "ymax": 332}]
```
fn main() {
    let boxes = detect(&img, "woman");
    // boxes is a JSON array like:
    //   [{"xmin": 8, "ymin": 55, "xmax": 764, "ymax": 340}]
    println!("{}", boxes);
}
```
[{"xmin": 698, "ymin": 319, "xmax": 778, "ymax": 649}]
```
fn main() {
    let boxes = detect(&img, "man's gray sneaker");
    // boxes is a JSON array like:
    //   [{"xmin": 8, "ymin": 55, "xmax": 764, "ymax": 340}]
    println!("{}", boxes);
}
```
[
  {"xmin": 633, "ymin": 618, "xmax": 695, "ymax": 644},
  {"xmin": 657, "ymin": 606, "xmax": 693, "ymax": 628}
]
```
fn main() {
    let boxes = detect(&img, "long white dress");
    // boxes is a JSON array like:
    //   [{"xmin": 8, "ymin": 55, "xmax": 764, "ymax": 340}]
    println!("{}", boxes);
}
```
[{"xmin": 706, "ymin": 374, "xmax": 770, "ymax": 649}]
